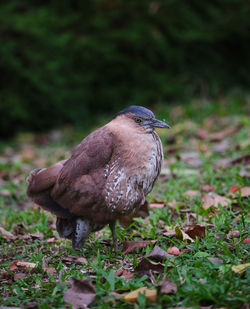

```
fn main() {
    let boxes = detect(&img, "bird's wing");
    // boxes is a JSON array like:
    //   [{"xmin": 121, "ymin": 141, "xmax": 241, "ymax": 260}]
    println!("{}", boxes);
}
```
[{"xmin": 50, "ymin": 126, "xmax": 114, "ymax": 217}]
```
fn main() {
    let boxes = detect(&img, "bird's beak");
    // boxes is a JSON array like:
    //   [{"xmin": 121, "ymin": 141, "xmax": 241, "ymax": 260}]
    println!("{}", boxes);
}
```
[{"xmin": 151, "ymin": 118, "xmax": 170, "ymax": 129}]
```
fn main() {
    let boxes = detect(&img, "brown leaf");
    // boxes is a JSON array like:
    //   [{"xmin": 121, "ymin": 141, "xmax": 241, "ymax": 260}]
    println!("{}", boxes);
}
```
[
  {"xmin": 115, "ymin": 268, "xmax": 134, "ymax": 280},
  {"xmin": 239, "ymin": 167, "xmax": 250, "ymax": 178},
  {"xmin": 124, "ymin": 287, "xmax": 157, "ymax": 303},
  {"xmin": 62, "ymin": 255, "xmax": 87, "ymax": 264},
  {"xmin": 228, "ymin": 186, "xmax": 250, "ymax": 198},
  {"xmin": 149, "ymin": 203, "xmax": 165, "ymax": 208},
  {"xmin": 147, "ymin": 245, "xmax": 174, "ymax": 261},
  {"xmin": 202, "ymin": 192, "xmax": 231, "ymax": 209},
  {"xmin": 43, "ymin": 267, "xmax": 57, "ymax": 275},
  {"xmin": 21, "ymin": 145, "xmax": 37, "ymax": 162},
  {"xmin": 0, "ymin": 269, "xmax": 13, "ymax": 280},
  {"xmin": 231, "ymin": 154, "xmax": 250, "ymax": 166},
  {"xmin": 159, "ymin": 277, "xmax": 177, "ymax": 295},
  {"xmin": 228, "ymin": 185, "xmax": 241, "ymax": 194},
  {"xmin": 179, "ymin": 152, "xmax": 202, "ymax": 168},
  {"xmin": 25, "ymin": 301, "xmax": 38, "ymax": 309},
  {"xmin": 243, "ymin": 238, "xmax": 250, "ymax": 244},
  {"xmin": 163, "ymin": 229, "xmax": 176, "ymax": 237},
  {"xmin": 184, "ymin": 190, "xmax": 199, "ymax": 197},
  {"xmin": 207, "ymin": 126, "xmax": 239, "ymax": 141},
  {"xmin": 105, "ymin": 291, "xmax": 127, "ymax": 303},
  {"xmin": 134, "ymin": 259, "xmax": 164, "ymax": 276},
  {"xmin": 0, "ymin": 226, "xmax": 16, "ymax": 240},
  {"xmin": 167, "ymin": 246, "xmax": 181, "ymax": 256},
  {"xmin": 122, "ymin": 240, "xmax": 156, "ymax": 254},
  {"xmin": 185, "ymin": 224, "xmax": 206, "ymax": 239},
  {"xmin": 46, "ymin": 237, "xmax": 57, "ymax": 243},
  {"xmin": 213, "ymin": 158, "xmax": 232, "ymax": 169},
  {"xmin": 64, "ymin": 278, "xmax": 96, "ymax": 308},
  {"xmin": 0, "ymin": 189, "xmax": 11, "ymax": 197},
  {"xmin": 167, "ymin": 201, "xmax": 179, "ymax": 209},
  {"xmin": 14, "ymin": 272, "xmax": 27, "ymax": 280},
  {"xmin": 227, "ymin": 230, "xmax": 240, "ymax": 239},
  {"xmin": 9, "ymin": 261, "xmax": 36, "ymax": 272},
  {"xmin": 207, "ymin": 257, "xmax": 223, "ymax": 265},
  {"xmin": 202, "ymin": 185, "xmax": 215, "ymax": 192},
  {"xmin": 212, "ymin": 140, "xmax": 231, "ymax": 153}
]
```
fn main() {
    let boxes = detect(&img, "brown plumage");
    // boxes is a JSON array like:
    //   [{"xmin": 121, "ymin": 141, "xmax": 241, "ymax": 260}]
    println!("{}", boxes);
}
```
[{"xmin": 27, "ymin": 106, "xmax": 169, "ymax": 250}]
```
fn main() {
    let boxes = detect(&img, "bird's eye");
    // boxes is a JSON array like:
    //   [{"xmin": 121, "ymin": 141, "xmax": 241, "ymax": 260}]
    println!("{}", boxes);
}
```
[{"xmin": 134, "ymin": 117, "xmax": 142, "ymax": 123}]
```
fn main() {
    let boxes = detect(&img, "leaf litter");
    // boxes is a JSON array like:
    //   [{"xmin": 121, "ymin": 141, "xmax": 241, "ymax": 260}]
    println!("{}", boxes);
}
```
[{"xmin": 0, "ymin": 105, "xmax": 249, "ymax": 308}]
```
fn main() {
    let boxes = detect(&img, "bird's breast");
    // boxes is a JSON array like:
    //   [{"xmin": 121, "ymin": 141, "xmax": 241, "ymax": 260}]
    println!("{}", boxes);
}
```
[{"xmin": 103, "ymin": 132, "xmax": 163, "ymax": 216}]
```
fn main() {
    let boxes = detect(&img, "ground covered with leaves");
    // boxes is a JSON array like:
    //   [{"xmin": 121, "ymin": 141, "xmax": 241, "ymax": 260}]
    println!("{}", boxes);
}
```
[{"xmin": 0, "ymin": 98, "xmax": 250, "ymax": 308}]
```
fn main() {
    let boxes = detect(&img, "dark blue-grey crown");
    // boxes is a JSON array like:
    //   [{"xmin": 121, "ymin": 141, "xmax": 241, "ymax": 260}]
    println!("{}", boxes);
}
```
[{"xmin": 115, "ymin": 105, "xmax": 155, "ymax": 119}]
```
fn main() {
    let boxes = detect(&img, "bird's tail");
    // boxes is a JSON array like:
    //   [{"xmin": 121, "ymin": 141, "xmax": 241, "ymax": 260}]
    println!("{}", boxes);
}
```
[{"xmin": 27, "ymin": 162, "xmax": 73, "ymax": 218}]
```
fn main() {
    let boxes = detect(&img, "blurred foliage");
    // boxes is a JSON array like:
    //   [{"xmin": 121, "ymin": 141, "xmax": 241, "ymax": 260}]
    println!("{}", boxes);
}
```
[{"xmin": 0, "ymin": 0, "xmax": 250, "ymax": 137}]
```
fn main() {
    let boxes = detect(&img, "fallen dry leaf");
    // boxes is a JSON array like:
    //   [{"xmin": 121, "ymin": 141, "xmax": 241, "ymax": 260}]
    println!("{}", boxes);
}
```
[
  {"xmin": 228, "ymin": 186, "xmax": 250, "ymax": 198},
  {"xmin": 228, "ymin": 185, "xmax": 241, "ymax": 193},
  {"xmin": 179, "ymin": 152, "xmax": 203, "ymax": 168},
  {"xmin": 135, "ymin": 259, "xmax": 164, "ymax": 276},
  {"xmin": 159, "ymin": 277, "xmax": 177, "ymax": 294},
  {"xmin": 115, "ymin": 268, "xmax": 134, "ymax": 279},
  {"xmin": 163, "ymin": 229, "xmax": 176, "ymax": 237},
  {"xmin": 124, "ymin": 287, "xmax": 157, "ymax": 303},
  {"xmin": 207, "ymin": 257, "xmax": 223, "ymax": 265},
  {"xmin": 202, "ymin": 192, "xmax": 231, "ymax": 209},
  {"xmin": 202, "ymin": 185, "xmax": 215, "ymax": 192},
  {"xmin": 175, "ymin": 226, "xmax": 194, "ymax": 243},
  {"xmin": 0, "ymin": 189, "xmax": 11, "ymax": 197},
  {"xmin": 214, "ymin": 158, "xmax": 232, "ymax": 169},
  {"xmin": 167, "ymin": 246, "xmax": 181, "ymax": 256},
  {"xmin": 147, "ymin": 245, "xmax": 174, "ymax": 261},
  {"xmin": 47, "ymin": 237, "xmax": 57, "ymax": 243},
  {"xmin": 184, "ymin": 190, "xmax": 199, "ymax": 197},
  {"xmin": 43, "ymin": 267, "xmax": 57, "ymax": 275},
  {"xmin": 185, "ymin": 224, "xmax": 206, "ymax": 239},
  {"xmin": 62, "ymin": 255, "xmax": 87, "ymax": 264},
  {"xmin": 105, "ymin": 291, "xmax": 127, "ymax": 303},
  {"xmin": 122, "ymin": 240, "xmax": 156, "ymax": 254},
  {"xmin": 0, "ymin": 269, "xmax": 13, "ymax": 280},
  {"xmin": 149, "ymin": 203, "xmax": 165, "ymax": 208},
  {"xmin": 207, "ymin": 126, "xmax": 239, "ymax": 142},
  {"xmin": 64, "ymin": 278, "xmax": 96, "ymax": 308},
  {"xmin": 232, "ymin": 263, "xmax": 250, "ymax": 274},
  {"xmin": 14, "ymin": 272, "xmax": 27, "ymax": 280},
  {"xmin": 212, "ymin": 139, "xmax": 231, "ymax": 153},
  {"xmin": 0, "ymin": 226, "xmax": 16, "ymax": 240},
  {"xmin": 243, "ymin": 238, "xmax": 250, "ymax": 244},
  {"xmin": 9, "ymin": 261, "xmax": 36, "ymax": 272},
  {"xmin": 227, "ymin": 230, "xmax": 240, "ymax": 239},
  {"xmin": 231, "ymin": 154, "xmax": 250, "ymax": 166}
]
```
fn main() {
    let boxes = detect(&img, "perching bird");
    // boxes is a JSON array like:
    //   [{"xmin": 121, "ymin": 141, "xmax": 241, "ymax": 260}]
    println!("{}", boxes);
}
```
[{"xmin": 27, "ymin": 106, "xmax": 169, "ymax": 250}]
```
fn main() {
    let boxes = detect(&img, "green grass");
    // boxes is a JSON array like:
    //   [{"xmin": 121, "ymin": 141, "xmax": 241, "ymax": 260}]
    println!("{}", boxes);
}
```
[{"xmin": 0, "ymin": 96, "xmax": 250, "ymax": 308}]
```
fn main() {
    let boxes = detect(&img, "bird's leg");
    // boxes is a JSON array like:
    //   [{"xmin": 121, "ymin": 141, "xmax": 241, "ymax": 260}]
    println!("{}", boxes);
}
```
[
  {"xmin": 109, "ymin": 221, "xmax": 118, "ymax": 251},
  {"xmin": 72, "ymin": 218, "xmax": 91, "ymax": 250}
]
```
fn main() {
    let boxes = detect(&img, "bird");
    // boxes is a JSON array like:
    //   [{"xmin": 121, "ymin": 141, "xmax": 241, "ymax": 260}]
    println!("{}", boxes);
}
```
[{"xmin": 27, "ymin": 106, "xmax": 169, "ymax": 250}]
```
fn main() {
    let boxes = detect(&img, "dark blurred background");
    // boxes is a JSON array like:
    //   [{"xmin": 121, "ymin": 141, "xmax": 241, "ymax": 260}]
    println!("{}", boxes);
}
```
[{"xmin": 1, "ymin": 0, "xmax": 250, "ymax": 138}]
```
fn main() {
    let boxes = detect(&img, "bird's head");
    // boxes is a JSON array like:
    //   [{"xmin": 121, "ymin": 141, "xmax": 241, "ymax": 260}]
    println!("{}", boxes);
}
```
[{"xmin": 113, "ymin": 105, "xmax": 170, "ymax": 133}]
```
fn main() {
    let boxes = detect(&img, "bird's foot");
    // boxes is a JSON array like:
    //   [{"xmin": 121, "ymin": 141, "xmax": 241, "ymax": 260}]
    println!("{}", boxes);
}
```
[
  {"xmin": 109, "ymin": 221, "xmax": 119, "ymax": 251},
  {"xmin": 72, "ymin": 218, "xmax": 91, "ymax": 250}
]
